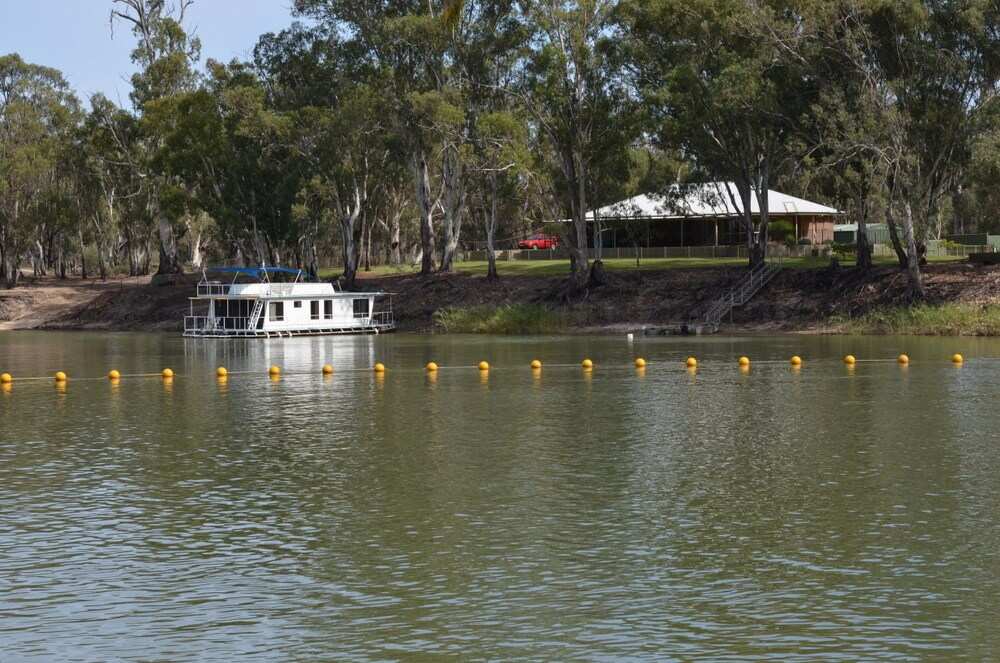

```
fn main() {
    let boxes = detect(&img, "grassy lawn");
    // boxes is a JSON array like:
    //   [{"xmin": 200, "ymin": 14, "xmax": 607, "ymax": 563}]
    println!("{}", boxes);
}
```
[{"xmin": 319, "ymin": 254, "xmax": 964, "ymax": 279}]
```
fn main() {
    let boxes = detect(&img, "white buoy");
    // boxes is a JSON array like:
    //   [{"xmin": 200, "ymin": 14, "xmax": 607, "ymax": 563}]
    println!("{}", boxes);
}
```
[{"xmin": 627, "ymin": 333, "xmax": 634, "ymax": 343}]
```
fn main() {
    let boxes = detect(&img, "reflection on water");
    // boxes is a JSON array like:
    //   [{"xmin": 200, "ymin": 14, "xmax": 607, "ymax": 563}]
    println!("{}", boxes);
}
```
[{"xmin": 2, "ymin": 331, "xmax": 1000, "ymax": 660}]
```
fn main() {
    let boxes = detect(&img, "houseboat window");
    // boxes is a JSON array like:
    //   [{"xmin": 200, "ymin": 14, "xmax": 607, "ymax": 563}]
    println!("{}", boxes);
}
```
[
  {"xmin": 310, "ymin": 300, "xmax": 320, "ymax": 320},
  {"xmin": 293, "ymin": 300, "xmax": 302, "ymax": 308},
  {"xmin": 270, "ymin": 301, "xmax": 284, "ymax": 321},
  {"xmin": 323, "ymin": 300, "xmax": 333, "ymax": 319},
  {"xmin": 353, "ymin": 298, "xmax": 370, "ymax": 318}
]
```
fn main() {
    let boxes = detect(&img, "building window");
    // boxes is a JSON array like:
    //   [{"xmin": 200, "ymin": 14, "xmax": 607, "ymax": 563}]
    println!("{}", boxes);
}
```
[
  {"xmin": 269, "ymin": 301, "xmax": 284, "ymax": 321},
  {"xmin": 323, "ymin": 300, "xmax": 333, "ymax": 320},
  {"xmin": 310, "ymin": 300, "xmax": 320, "ymax": 320},
  {"xmin": 353, "ymin": 298, "xmax": 370, "ymax": 318},
  {"xmin": 293, "ymin": 300, "xmax": 302, "ymax": 308}
]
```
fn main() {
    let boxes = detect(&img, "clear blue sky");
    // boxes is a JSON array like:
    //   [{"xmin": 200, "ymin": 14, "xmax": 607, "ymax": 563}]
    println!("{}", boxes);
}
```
[{"xmin": 0, "ymin": 0, "xmax": 300, "ymax": 108}]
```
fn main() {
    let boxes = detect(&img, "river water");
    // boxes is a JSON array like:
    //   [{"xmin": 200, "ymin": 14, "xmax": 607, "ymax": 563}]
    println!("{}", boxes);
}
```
[{"xmin": 1, "ymin": 331, "xmax": 999, "ymax": 661}]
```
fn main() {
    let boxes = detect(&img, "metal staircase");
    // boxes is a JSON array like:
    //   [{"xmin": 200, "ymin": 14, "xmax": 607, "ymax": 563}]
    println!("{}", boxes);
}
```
[
  {"xmin": 704, "ymin": 260, "xmax": 783, "ymax": 331},
  {"xmin": 248, "ymin": 299, "xmax": 264, "ymax": 330}
]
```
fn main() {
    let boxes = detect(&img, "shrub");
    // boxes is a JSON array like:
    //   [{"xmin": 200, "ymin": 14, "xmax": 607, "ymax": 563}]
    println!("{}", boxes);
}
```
[
  {"xmin": 832, "ymin": 303, "xmax": 1000, "ymax": 335},
  {"xmin": 433, "ymin": 304, "xmax": 569, "ymax": 334},
  {"xmin": 769, "ymin": 219, "xmax": 795, "ymax": 244}
]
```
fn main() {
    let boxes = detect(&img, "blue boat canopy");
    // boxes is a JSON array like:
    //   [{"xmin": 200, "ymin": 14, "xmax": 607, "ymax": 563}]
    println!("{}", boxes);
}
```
[{"xmin": 207, "ymin": 266, "xmax": 303, "ymax": 279}]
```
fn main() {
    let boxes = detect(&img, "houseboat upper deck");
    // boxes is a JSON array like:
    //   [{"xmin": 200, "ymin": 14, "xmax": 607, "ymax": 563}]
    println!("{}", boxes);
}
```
[{"xmin": 183, "ymin": 266, "xmax": 394, "ymax": 338}]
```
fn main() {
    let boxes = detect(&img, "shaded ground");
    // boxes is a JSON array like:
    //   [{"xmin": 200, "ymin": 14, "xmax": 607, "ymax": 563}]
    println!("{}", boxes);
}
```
[
  {"xmin": 0, "ymin": 274, "xmax": 194, "ymax": 331},
  {"xmin": 4, "ymin": 260, "xmax": 996, "ymax": 335}
]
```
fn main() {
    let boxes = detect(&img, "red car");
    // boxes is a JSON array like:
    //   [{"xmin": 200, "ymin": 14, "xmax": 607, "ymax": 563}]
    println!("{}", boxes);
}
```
[{"xmin": 518, "ymin": 233, "xmax": 560, "ymax": 250}]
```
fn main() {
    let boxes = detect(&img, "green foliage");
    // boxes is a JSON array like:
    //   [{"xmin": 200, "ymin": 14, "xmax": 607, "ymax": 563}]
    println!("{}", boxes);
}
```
[
  {"xmin": 433, "ymin": 304, "xmax": 569, "ymax": 334},
  {"xmin": 833, "ymin": 304, "xmax": 1000, "ymax": 336},
  {"xmin": 768, "ymin": 220, "xmax": 795, "ymax": 244}
]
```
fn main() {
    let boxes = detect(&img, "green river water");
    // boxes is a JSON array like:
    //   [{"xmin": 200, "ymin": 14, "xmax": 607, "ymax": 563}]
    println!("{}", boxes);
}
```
[{"xmin": 1, "ymin": 331, "xmax": 999, "ymax": 661}]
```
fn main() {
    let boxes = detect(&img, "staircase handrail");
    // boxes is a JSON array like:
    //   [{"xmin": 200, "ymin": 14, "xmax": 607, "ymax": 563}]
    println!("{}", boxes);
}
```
[{"xmin": 704, "ymin": 259, "xmax": 782, "ymax": 328}]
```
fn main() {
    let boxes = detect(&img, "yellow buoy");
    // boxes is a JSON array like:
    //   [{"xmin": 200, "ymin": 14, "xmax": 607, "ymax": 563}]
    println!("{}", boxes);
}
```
[
  {"xmin": 581, "ymin": 358, "xmax": 594, "ymax": 369},
  {"xmin": 843, "ymin": 354, "xmax": 856, "ymax": 365},
  {"xmin": 952, "ymin": 353, "xmax": 964, "ymax": 364},
  {"xmin": 216, "ymin": 366, "xmax": 228, "ymax": 378},
  {"xmin": 686, "ymin": 357, "xmax": 697, "ymax": 368},
  {"xmin": 634, "ymin": 358, "xmax": 646, "ymax": 368},
  {"xmin": 268, "ymin": 365, "xmax": 280, "ymax": 376},
  {"xmin": 790, "ymin": 356, "xmax": 802, "ymax": 367},
  {"xmin": 897, "ymin": 354, "xmax": 910, "ymax": 365},
  {"xmin": 162, "ymin": 368, "xmax": 174, "ymax": 379},
  {"xmin": 108, "ymin": 370, "xmax": 121, "ymax": 380},
  {"xmin": 426, "ymin": 362, "xmax": 439, "ymax": 372},
  {"xmin": 738, "ymin": 356, "xmax": 750, "ymax": 367},
  {"xmin": 322, "ymin": 364, "xmax": 333, "ymax": 375},
  {"xmin": 530, "ymin": 359, "xmax": 542, "ymax": 369},
  {"xmin": 1, "ymin": 372, "xmax": 12, "ymax": 384},
  {"xmin": 373, "ymin": 363, "xmax": 386, "ymax": 373},
  {"xmin": 54, "ymin": 371, "xmax": 67, "ymax": 382},
  {"xmin": 478, "ymin": 361, "xmax": 490, "ymax": 371}
]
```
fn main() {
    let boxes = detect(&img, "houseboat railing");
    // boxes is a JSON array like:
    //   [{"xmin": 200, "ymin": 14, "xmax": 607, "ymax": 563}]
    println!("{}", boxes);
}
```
[
  {"xmin": 197, "ymin": 282, "xmax": 230, "ymax": 296},
  {"xmin": 369, "ymin": 310, "xmax": 394, "ymax": 327},
  {"xmin": 184, "ymin": 316, "xmax": 253, "ymax": 332}
]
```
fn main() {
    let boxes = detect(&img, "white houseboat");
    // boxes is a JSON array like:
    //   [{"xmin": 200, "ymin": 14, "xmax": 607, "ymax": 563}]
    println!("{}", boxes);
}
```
[{"xmin": 183, "ymin": 267, "xmax": 394, "ymax": 338}]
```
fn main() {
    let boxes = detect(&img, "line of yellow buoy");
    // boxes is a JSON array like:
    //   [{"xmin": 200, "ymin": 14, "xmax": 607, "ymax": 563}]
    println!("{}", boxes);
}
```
[{"xmin": 0, "ymin": 353, "xmax": 972, "ymax": 390}]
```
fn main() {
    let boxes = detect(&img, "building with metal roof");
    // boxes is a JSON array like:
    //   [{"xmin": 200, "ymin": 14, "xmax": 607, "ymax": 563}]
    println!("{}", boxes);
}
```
[{"xmin": 577, "ymin": 182, "xmax": 843, "ymax": 248}]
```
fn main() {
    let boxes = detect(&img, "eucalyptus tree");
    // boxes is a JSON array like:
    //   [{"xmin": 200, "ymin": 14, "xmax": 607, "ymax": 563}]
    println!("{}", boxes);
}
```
[
  {"xmin": 253, "ymin": 22, "xmax": 403, "ymax": 282},
  {"xmin": 859, "ymin": 0, "xmax": 1000, "ymax": 296},
  {"xmin": 294, "ymin": 88, "xmax": 388, "ymax": 288},
  {"xmin": 146, "ymin": 60, "xmax": 306, "ymax": 267},
  {"xmin": 796, "ymin": 3, "xmax": 890, "ymax": 271},
  {"xmin": 293, "ymin": 0, "xmax": 448, "ymax": 275},
  {"xmin": 621, "ymin": 0, "xmax": 820, "ymax": 268},
  {"xmin": 79, "ymin": 94, "xmax": 155, "ymax": 276},
  {"xmin": 110, "ymin": 0, "xmax": 202, "ymax": 275},
  {"xmin": 471, "ymin": 110, "xmax": 530, "ymax": 280},
  {"xmin": 0, "ymin": 54, "xmax": 78, "ymax": 287},
  {"xmin": 516, "ymin": 0, "xmax": 637, "ymax": 289}
]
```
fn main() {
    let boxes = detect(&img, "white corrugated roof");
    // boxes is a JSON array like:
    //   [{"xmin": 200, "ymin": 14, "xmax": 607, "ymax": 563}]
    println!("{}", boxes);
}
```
[{"xmin": 586, "ymin": 182, "xmax": 841, "ymax": 220}]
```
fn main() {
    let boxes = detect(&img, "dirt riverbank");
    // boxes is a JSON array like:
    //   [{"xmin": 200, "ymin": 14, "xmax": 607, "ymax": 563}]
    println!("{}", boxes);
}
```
[{"xmin": 2, "ymin": 262, "xmax": 999, "ymax": 334}]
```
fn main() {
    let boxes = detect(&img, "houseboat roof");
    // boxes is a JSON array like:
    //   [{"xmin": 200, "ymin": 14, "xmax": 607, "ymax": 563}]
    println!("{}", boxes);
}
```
[{"xmin": 208, "ymin": 266, "xmax": 305, "ymax": 279}]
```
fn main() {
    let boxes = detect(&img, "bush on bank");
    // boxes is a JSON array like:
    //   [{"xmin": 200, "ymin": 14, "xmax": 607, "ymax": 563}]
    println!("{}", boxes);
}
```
[
  {"xmin": 833, "ymin": 303, "xmax": 1000, "ymax": 336},
  {"xmin": 433, "ymin": 304, "xmax": 569, "ymax": 334}
]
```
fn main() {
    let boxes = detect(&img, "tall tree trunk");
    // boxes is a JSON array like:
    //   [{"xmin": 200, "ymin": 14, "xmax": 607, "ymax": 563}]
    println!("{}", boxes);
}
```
[
  {"xmin": 156, "ymin": 213, "xmax": 182, "ymax": 274},
  {"xmin": 439, "ymin": 145, "xmax": 465, "ymax": 272},
  {"xmin": 485, "ymin": 175, "xmax": 499, "ymax": 282},
  {"xmin": 390, "ymin": 210, "xmax": 402, "ymax": 266},
  {"xmin": 35, "ymin": 240, "xmax": 48, "ymax": 276},
  {"xmin": 78, "ymin": 229, "xmax": 88, "ymax": 280},
  {"xmin": 901, "ymin": 201, "xmax": 924, "ymax": 298},
  {"xmin": 754, "ymin": 165, "xmax": 771, "ymax": 267},
  {"xmin": 2, "ymin": 243, "xmax": 20, "ymax": 289},
  {"xmin": 57, "ymin": 236, "xmax": 66, "ymax": 280},
  {"xmin": 732, "ymin": 182, "xmax": 760, "ymax": 267},
  {"xmin": 885, "ymin": 209, "xmax": 909, "ymax": 269},
  {"xmin": 186, "ymin": 217, "xmax": 204, "ymax": 270},
  {"xmin": 362, "ymin": 209, "xmax": 372, "ymax": 272},
  {"xmin": 413, "ymin": 150, "xmax": 436, "ymax": 275},
  {"xmin": 340, "ymin": 185, "xmax": 362, "ymax": 289},
  {"xmin": 561, "ymin": 146, "xmax": 590, "ymax": 289},
  {"xmin": 856, "ymin": 193, "xmax": 872, "ymax": 271}
]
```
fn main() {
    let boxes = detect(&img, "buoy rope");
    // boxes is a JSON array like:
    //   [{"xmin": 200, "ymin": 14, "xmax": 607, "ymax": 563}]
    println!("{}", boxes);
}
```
[{"xmin": 0, "ymin": 356, "xmax": 982, "ymax": 385}]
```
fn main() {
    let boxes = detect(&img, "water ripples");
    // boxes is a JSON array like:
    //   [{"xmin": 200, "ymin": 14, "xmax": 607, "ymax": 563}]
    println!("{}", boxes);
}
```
[{"xmin": 1, "ymin": 332, "xmax": 999, "ymax": 659}]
